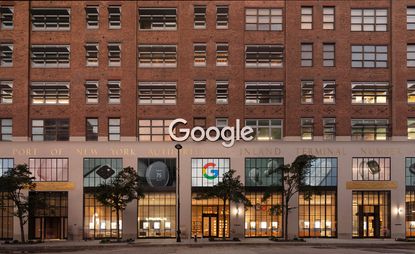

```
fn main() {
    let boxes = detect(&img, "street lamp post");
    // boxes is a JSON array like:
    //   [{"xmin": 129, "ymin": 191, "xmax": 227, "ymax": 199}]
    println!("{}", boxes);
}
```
[{"xmin": 174, "ymin": 143, "xmax": 182, "ymax": 242}]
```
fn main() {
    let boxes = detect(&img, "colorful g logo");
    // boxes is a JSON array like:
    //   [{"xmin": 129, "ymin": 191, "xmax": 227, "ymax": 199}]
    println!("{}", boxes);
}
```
[{"xmin": 203, "ymin": 163, "xmax": 219, "ymax": 180}]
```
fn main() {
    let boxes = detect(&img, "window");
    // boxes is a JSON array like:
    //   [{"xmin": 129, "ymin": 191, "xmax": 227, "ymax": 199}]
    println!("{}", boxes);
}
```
[
  {"xmin": 245, "ymin": 158, "xmax": 283, "ymax": 187},
  {"xmin": 32, "ymin": 119, "xmax": 69, "ymax": 141},
  {"xmin": 192, "ymin": 158, "xmax": 230, "ymax": 187},
  {"xmin": 0, "ymin": 44, "xmax": 13, "ymax": 67},
  {"xmin": 245, "ymin": 8, "xmax": 283, "ymax": 31},
  {"xmin": 139, "ymin": 8, "xmax": 176, "ymax": 30},
  {"xmin": 245, "ymin": 45, "xmax": 284, "ymax": 68},
  {"xmin": 0, "ymin": 119, "xmax": 12, "ymax": 141},
  {"xmin": 408, "ymin": 7, "xmax": 415, "ymax": 30},
  {"xmin": 409, "ymin": 119, "xmax": 415, "ymax": 140},
  {"xmin": 108, "ymin": 118, "xmax": 120, "ymax": 141},
  {"xmin": 138, "ymin": 192, "xmax": 176, "ymax": 238},
  {"xmin": 406, "ymin": 158, "xmax": 415, "ymax": 186},
  {"xmin": 299, "ymin": 191, "xmax": 337, "ymax": 238},
  {"xmin": 107, "ymin": 81, "xmax": 120, "ymax": 104},
  {"xmin": 351, "ymin": 82, "xmax": 389, "ymax": 104},
  {"xmin": 216, "ymin": 43, "xmax": 228, "ymax": 66},
  {"xmin": 305, "ymin": 158, "xmax": 338, "ymax": 187},
  {"xmin": 352, "ymin": 158, "xmax": 390, "ymax": 181},
  {"xmin": 301, "ymin": 7, "xmax": 313, "ymax": 29},
  {"xmin": 406, "ymin": 190, "xmax": 415, "ymax": 238},
  {"xmin": 0, "ymin": 81, "xmax": 12, "ymax": 104},
  {"xmin": 301, "ymin": 43, "xmax": 313, "ymax": 67},
  {"xmin": 85, "ymin": 43, "xmax": 98, "ymax": 66},
  {"xmin": 31, "ymin": 82, "xmax": 69, "ymax": 105},
  {"xmin": 216, "ymin": 5, "xmax": 229, "ymax": 29},
  {"xmin": 301, "ymin": 118, "xmax": 313, "ymax": 140},
  {"xmin": 245, "ymin": 192, "xmax": 282, "ymax": 237},
  {"xmin": 323, "ymin": 81, "xmax": 336, "ymax": 104},
  {"xmin": 216, "ymin": 118, "xmax": 228, "ymax": 129},
  {"xmin": 194, "ymin": 5, "xmax": 206, "ymax": 29},
  {"xmin": 108, "ymin": 43, "xmax": 121, "ymax": 66},
  {"xmin": 85, "ymin": 6, "xmax": 99, "ymax": 29},
  {"xmin": 245, "ymin": 81, "xmax": 283, "ymax": 104},
  {"xmin": 194, "ymin": 80, "xmax": 206, "ymax": 104},
  {"xmin": 351, "ymin": 45, "xmax": 388, "ymax": 68},
  {"xmin": 351, "ymin": 119, "xmax": 389, "ymax": 141},
  {"xmin": 31, "ymin": 45, "xmax": 70, "ymax": 68},
  {"xmin": 408, "ymin": 44, "xmax": 415, "ymax": 67},
  {"xmin": 301, "ymin": 80, "xmax": 314, "ymax": 104},
  {"xmin": 351, "ymin": 9, "xmax": 387, "ymax": 31},
  {"xmin": 245, "ymin": 119, "xmax": 282, "ymax": 141},
  {"xmin": 138, "ymin": 82, "xmax": 176, "ymax": 104},
  {"xmin": 31, "ymin": 8, "xmax": 70, "ymax": 31},
  {"xmin": 194, "ymin": 43, "xmax": 206, "ymax": 66},
  {"xmin": 86, "ymin": 118, "xmax": 98, "ymax": 141},
  {"xmin": 85, "ymin": 81, "xmax": 98, "ymax": 104},
  {"xmin": 216, "ymin": 80, "xmax": 228, "ymax": 104},
  {"xmin": 0, "ymin": 6, "xmax": 13, "ymax": 29},
  {"xmin": 138, "ymin": 45, "xmax": 177, "ymax": 68},
  {"xmin": 323, "ymin": 43, "xmax": 335, "ymax": 67},
  {"xmin": 28, "ymin": 158, "xmax": 68, "ymax": 182},
  {"xmin": 323, "ymin": 118, "xmax": 336, "ymax": 141},
  {"xmin": 108, "ymin": 6, "xmax": 121, "ymax": 29},
  {"xmin": 323, "ymin": 7, "xmax": 335, "ymax": 30},
  {"xmin": 408, "ymin": 81, "xmax": 415, "ymax": 103},
  {"xmin": 138, "ymin": 119, "xmax": 174, "ymax": 141},
  {"xmin": 0, "ymin": 158, "xmax": 13, "ymax": 176},
  {"xmin": 0, "ymin": 192, "xmax": 13, "ymax": 239}
]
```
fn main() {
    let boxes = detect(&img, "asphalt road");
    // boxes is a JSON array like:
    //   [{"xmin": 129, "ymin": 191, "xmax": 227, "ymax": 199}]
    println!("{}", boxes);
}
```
[{"xmin": 13, "ymin": 245, "xmax": 415, "ymax": 254}]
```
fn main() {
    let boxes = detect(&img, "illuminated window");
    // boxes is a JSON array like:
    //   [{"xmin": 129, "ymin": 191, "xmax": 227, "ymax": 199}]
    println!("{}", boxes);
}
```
[
  {"xmin": 406, "ymin": 190, "xmax": 415, "ymax": 238},
  {"xmin": 351, "ymin": 119, "xmax": 389, "ymax": 141},
  {"xmin": 28, "ymin": 158, "xmax": 68, "ymax": 182},
  {"xmin": 408, "ymin": 81, "xmax": 415, "ymax": 103},
  {"xmin": 191, "ymin": 158, "xmax": 230, "ymax": 187},
  {"xmin": 408, "ymin": 119, "xmax": 415, "ymax": 140},
  {"xmin": 194, "ymin": 43, "xmax": 206, "ymax": 66},
  {"xmin": 138, "ymin": 45, "xmax": 177, "ymax": 68},
  {"xmin": 352, "ymin": 157, "xmax": 390, "ymax": 181},
  {"xmin": 351, "ymin": 82, "xmax": 389, "ymax": 104},
  {"xmin": 216, "ymin": 43, "xmax": 228, "ymax": 66},
  {"xmin": 301, "ymin": 118, "xmax": 313, "ymax": 140},
  {"xmin": 86, "ymin": 118, "xmax": 98, "ymax": 141},
  {"xmin": 301, "ymin": 7, "xmax": 312, "ymax": 30},
  {"xmin": 301, "ymin": 80, "xmax": 314, "ymax": 104},
  {"xmin": 0, "ymin": 80, "xmax": 12, "ymax": 104},
  {"xmin": 31, "ymin": 82, "xmax": 69, "ymax": 105},
  {"xmin": 31, "ymin": 119, "xmax": 69, "ymax": 141},
  {"xmin": 245, "ymin": 119, "xmax": 282, "ymax": 141},
  {"xmin": 323, "ymin": 7, "xmax": 335, "ymax": 30},
  {"xmin": 323, "ymin": 81, "xmax": 336, "ymax": 104}
]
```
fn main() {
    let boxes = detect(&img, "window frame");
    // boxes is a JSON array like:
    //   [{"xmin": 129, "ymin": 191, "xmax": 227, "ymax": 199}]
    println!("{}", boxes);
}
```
[
  {"xmin": 0, "ymin": 80, "xmax": 12, "ymax": 104},
  {"xmin": 301, "ymin": 6, "xmax": 313, "ymax": 30},
  {"xmin": 350, "ymin": 8, "xmax": 388, "ymax": 32},
  {"xmin": 351, "ymin": 45, "xmax": 388, "ymax": 68},
  {"xmin": 245, "ymin": 81, "xmax": 283, "ymax": 105},
  {"xmin": 137, "ymin": 81, "xmax": 177, "ymax": 105},
  {"xmin": 0, "ymin": 118, "xmax": 12, "ymax": 141},
  {"xmin": 108, "ymin": 118, "xmax": 120, "ymax": 141}
]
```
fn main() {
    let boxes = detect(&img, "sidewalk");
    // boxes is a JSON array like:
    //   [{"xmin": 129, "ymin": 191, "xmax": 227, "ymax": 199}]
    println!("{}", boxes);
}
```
[{"xmin": 0, "ymin": 237, "xmax": 414, "ymax": 253}]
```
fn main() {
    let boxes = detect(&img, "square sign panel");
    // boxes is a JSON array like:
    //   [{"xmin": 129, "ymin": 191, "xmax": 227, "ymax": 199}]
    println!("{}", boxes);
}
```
[{"xmin": 191, "ymin": 158, "xmax": 230, "ymax": 187}]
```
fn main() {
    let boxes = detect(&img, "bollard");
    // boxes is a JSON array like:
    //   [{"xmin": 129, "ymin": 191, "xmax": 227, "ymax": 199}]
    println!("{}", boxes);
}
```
[{"xmin": 194, "ymin": 234, "xmax": 197, "ymax": 242}]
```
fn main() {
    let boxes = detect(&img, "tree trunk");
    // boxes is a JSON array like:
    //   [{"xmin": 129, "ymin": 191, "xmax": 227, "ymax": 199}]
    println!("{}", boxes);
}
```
[
  {"xmin": 222, "ymin": 199, "xmax": 226, "ymax": 240},
  {"xmin": 284, "ymin": 198, "xmax": 289, "ymax": 240},
  {"xmin": 18, "ymin": 210, "xmax": 25, "ymax": 242},
  {"xmin": 116, "ymin": 208, "xmax": 120, "ymax": 241}
]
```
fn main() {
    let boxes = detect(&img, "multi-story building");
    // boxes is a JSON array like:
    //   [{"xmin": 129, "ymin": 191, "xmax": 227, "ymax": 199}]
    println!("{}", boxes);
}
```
[{"xmin": 1, "ymin": 0, "xmax": 415, "ymax": 241}]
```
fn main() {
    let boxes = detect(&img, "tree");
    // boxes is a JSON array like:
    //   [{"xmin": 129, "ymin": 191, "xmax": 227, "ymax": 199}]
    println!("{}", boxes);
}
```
[
  {"xmin": 0, "ymin": 164, "xmax": 36, "ymax": 242},
  {"xmin": 262, "ymin": 154, "xmax": 316, "ymax": 240},
  {"xmin": 93, "ymin": 166, "xmax": 144, "ymax": 240},
  {"xmin": 195, "ymin": 169, "xmax": 251, "ymax": 240}
]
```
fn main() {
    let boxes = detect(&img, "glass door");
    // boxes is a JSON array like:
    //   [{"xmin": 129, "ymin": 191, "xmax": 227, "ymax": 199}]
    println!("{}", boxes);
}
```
[{"xmin": 202, "ymin": 214, "xmax": 218, "ymax": 238}]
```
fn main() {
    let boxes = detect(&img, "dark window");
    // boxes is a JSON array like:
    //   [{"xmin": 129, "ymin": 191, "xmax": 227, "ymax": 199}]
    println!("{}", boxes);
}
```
[
  {"xmin": 85, "ymin": 6, "xmax": 99, "ymax": 28},
  {"xmin": 405, "ymin": 157, "xmax": 415, "ymax": 186},
  {"xmin": 108, "ymin": 118, "xmax": 120, "ymax": 141},
  {"xmin": 139, "ymin": 8, "xmax": 177, "ymax": 30},
  {"xmin": 216, "ymin": 5, "xmax": 229, "ymax": 28},
  {"xmin": 31, "ymin": 119, "xmax": 69, "ymax": 141},
  {"xmin": 31, "ymin": 8, "xmax": 70, "ymax": 31},
  {"xmin": 301, "ymin": 80, "xmax": 314, "ymax": 104},
  {"xmin": 31, "ymin": 45, "xmax": 70, "ymax": 68},
  {"xmin": 0, "ymin": 6, "xmax": 13, "ymax": 29},
  {"xmin": 216, "ymin": 80, "xmax": 228, "ymax": 104},
  {"xmin": 85, "ymin": 43, "xmax": 98, "ymax": 66},
  {"xmin": 31, "ymin": 82, "xmax": 69, "ymax": 105},
  {"xmin": 0, "ymin": 119, "xmax": 12, "ymax": 141},
  {"xmin": 138, "ymin": 82, "xmax": 176, "ymax": 105},
  {"xmin": 245, "ymin": 45, "xmax": 284, "ymax": 68},
  {"xmin": 138, "ymin": 45, "xmax": 177, "ymax": 67},
  {"xmin": 351, "ymin": 119, "xmax": 389, "ymax": 141},
  {"xmin": 0, "ymin": 44, "xmax": 13, "ymax": 67},
  {"xmin": 0, "ymin": 192, "xmax": 13, "ymax": 239},
  {"xmin": 323, "ymin": 118, "xmax": 336, "ymax": 141},
  {"xmin": 323, "ymin": 81, "xmax": 336, "ymax": 104},
  {"xmin": 86, "ymin": 118, "xmax": 98, "ymax": 141},
  {"xmin": 245, "ymin": 158, "xmax": 283, "ymax": 187},
  {"xmin": 194, "ymin": 81, "xmax": 206, "ymax": 104},
  {"xmin": 85, "ymin": 81, "xmax": 98, "ymax": 104},
  {"xmin": 216, "ymin": 43, "xmax": 229, "ymax": 66},
  {"xmin": 245, "ymin": 82, "xmax": 283, "ymax": 104},
  {"xmin": 108, "ymin": 6, "xmax": 121, "ymax": 28},
  {"xmin": 0, "ymin": 80, "xmax": 12, "ymax": 104},
  {"xmin": 194, "ymin": 5, "xmax": 206, "ymax": 28},
  {"xmin": 108, "ymin": 43, "xmax": 121, "ymax": 66},
  {"xmin": 108, "ymin": 81, "xmax": 120, "ymax": 104}
]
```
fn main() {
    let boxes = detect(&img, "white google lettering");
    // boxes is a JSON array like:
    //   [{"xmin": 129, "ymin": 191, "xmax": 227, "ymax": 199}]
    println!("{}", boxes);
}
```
[{"xmin": 168, "ymin": 118, "xmax": 254, "ymax": 148}]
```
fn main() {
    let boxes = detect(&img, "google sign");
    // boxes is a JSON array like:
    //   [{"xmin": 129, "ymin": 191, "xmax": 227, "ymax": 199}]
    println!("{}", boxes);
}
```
[{"xmin": 168, "ymin": 118, "xmax": 254, "ymax": 148}]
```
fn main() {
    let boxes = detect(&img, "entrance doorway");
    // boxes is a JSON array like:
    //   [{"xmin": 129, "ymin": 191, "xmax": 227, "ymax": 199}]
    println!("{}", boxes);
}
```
[
  {"xmin": 352, "ymin": 191, "xmax": 390, "ymax": 238},
  {"xmin": 202, "ymin": 214, "xmax": 218, "ymax": 238}
]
